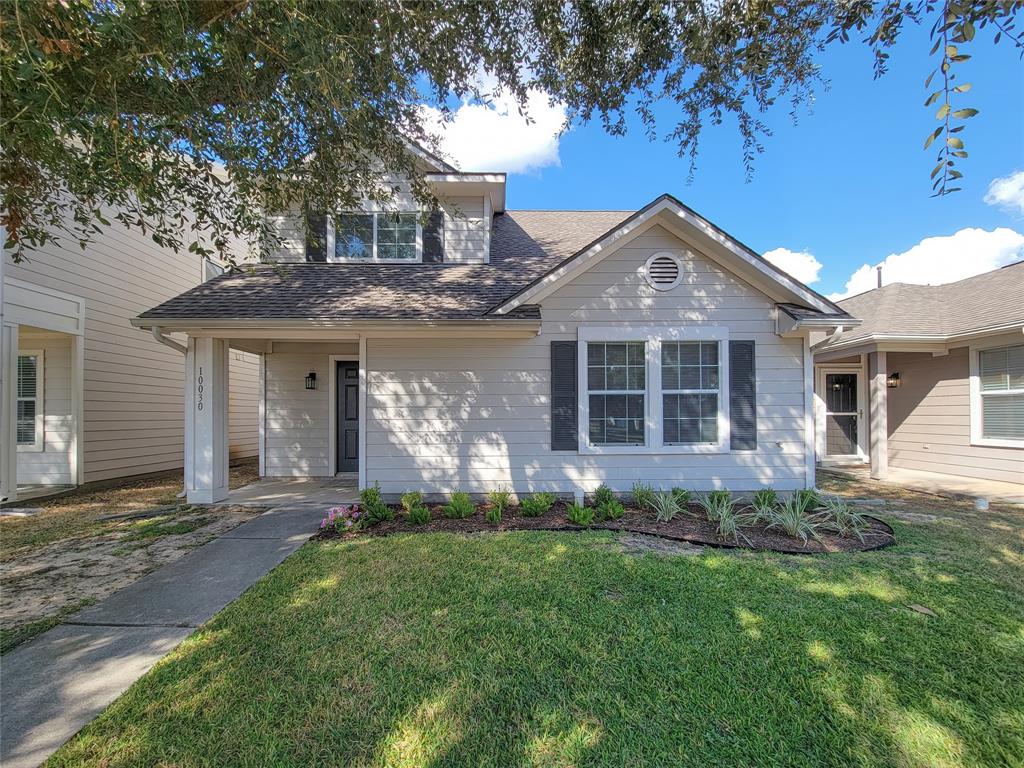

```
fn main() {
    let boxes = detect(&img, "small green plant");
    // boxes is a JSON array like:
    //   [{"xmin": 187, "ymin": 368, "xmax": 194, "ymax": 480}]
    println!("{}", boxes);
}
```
[
  {"xmin": 407, "ymin": 504, "xmax": 431, "ymax": 525},
  {"xmin": 444, "ymin": 491, "xmax": 475, "ymax": 519},
  {"xmin": 593, "ymin": 484, "xmax": 616, "ymax": 507},
  {"xmin": 651, "ymin": 491, "xmax": 680, "ymax": 522},
  {"xmin": 750, "ymin": 487, "xmax": 779, "ymax": 522},
  {"xmin": 822, "ymin": 496, "xmax": 869, "ymax": 541},
  {"xmin": 794, "ymin": 488, "xmax": 823, "ymax": 511},
  {"xmin": 360, "ymin": 483, "xmax": 393, "ymax": 523},
  {"xmin": 566, "ymin": 501, "xmax": 594, "ymax": 527},
  {"xmin": 596, "ymin": 499, "xmax": 625, "ymax": 522},
  {"xmin": 487, "ymin": 487, "xmax": 512, "ymax": 518},
  {"xmin": 716, "ymin": 504, "xmax": 752, "ymax": 545},
  {"xmin": 401, "ymin": 491, "xmax": 423, "ymax": 514},
  {"xmin": 631, "ymin": 481, "xmax": 656, "ymax": 511},
  {"xmin": 696, "ymin": 490, "xmax": 736, "ymax": 522},
  {"xmin": 519, "ymin": 492, "xmax": 556, "ymax": 518},
  {"xmin": 401, "ymin": 490, "xmax": 430, "ymax": 525},
  {"xmin": 764, "ymin": 493, "xmax": 826, "ymax": 544},
  {"xmin": 671, "ymin": 487, "xmax": 691, "ymax": 508}
]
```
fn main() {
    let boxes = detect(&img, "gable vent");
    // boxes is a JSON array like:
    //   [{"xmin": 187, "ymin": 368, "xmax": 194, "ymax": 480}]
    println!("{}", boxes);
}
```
[{"xmin": 644, "ymin": 252, "xmax": 683, "ymax": 291}]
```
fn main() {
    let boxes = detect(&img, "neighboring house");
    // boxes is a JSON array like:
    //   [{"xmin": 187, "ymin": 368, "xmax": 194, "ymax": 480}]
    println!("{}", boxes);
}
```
[
  {"xmin": 0, "ymin": 218, "xmax": 260, "ymax": 503},
  {"xmin": 125, "ymin": 152, "xmax": 860, "ymax": 503},
  {"xmin": 812, "ymin": 263, "xmax": 1024, "ymax": 486}
]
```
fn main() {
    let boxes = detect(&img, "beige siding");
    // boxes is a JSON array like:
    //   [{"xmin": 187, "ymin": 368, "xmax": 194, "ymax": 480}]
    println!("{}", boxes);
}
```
[
  {"xmin": 16, "ymin": 330, "xmax": 73, "ymax": 485},
  {"xmin": 6, "ymin": 220, "xmax": 259, "ymax": 483},
  {"xmin": 264, "ymin": 345, "xmax": 358, "ymax": 476},
  {"xmin": 229, "ymin": 351, "xmax": 260, "ymax": 460},
  {"xmin": 364, "ymin": 225, "xmax": 806, "ymax": 496},
  {"xmin": 888, "ymin": 346, "xmax": 1024, "ymax": 484}
]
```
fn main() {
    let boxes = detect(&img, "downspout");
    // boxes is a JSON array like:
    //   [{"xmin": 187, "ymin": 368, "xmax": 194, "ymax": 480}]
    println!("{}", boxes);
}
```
[{"xmin": 151, "ymin": 326, "xmax": 189, "ymax": 497}]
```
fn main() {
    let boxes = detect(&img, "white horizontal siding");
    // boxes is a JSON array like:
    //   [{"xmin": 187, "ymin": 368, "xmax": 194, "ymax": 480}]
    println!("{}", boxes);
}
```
[
  {"xmin": 229, "ymin": 351, "xmax": 260, "ymax": 460},
  {"xmin": 16, "ymin": 332, "xmax": 73, "ymax": 485}
]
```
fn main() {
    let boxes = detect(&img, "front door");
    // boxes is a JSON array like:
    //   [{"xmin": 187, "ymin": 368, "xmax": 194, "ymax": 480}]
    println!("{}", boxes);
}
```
[
  {"xmin": 824, "ymin": 372, "xmax": 860, "ymax": 458},
  {"xmin": 336, "ymin": 361, "xmax": 359, "ymax": 473}
]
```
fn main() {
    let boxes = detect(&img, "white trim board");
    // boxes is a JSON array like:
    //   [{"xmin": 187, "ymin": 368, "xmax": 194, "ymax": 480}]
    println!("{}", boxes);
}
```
[{"xmin": 328, "ymin": 353, "xmax": 363, "ymax": 485}]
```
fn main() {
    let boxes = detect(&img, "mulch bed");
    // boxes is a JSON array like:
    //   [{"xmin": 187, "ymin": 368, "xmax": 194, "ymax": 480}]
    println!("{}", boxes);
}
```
[{"xmin": 315, "ymin": 502, "xmax": 895, "ymax": 555}]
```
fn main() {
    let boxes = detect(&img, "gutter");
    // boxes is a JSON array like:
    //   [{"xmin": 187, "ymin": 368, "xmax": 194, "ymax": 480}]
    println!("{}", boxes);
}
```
[
  {"xmin": 151, "ymin": 326, "xmax": 187, "ymax": 354},
  {"xmin": 815, "ymin": 322, "xmax": 1024, "ymax": 352},
  {"xmin": 131, "ymin": 316, "xmax": 542, "ymax": 331}
]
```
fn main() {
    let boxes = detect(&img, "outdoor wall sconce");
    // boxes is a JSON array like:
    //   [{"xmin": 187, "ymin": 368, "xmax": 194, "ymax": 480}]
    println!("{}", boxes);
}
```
[
  {"xmin": 886, "ymin": 371, "xmax": 901, "ymax": 388},
  {"xmin": 305, "ymin": 371, "xmax": 317, "ymax": 390}
]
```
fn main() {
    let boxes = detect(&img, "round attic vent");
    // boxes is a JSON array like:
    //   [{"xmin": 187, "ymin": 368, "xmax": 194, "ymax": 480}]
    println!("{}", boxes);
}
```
[{"xmin": 644, "ymin": 252, "xmax": 682, "ymax": 291}]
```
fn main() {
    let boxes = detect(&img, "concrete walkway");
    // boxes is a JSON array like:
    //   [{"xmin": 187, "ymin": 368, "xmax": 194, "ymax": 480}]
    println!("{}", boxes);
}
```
[
  {"xmin": 0, "ymin": 498, "xmax": 332, "ymax": 768},
  {"xmin": 821, "ymin": 464, "xmax": 1024, "ymax": 505}
]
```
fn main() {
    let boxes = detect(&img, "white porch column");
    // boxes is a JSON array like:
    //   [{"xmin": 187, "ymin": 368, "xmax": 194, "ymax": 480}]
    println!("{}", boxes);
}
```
[
  {"xmin": 868, "ymin": 351, "xmax": 889, "ymax": 480},
  {"xmin": 0, "ymin": 321, "xmax": 17, "ymax": 502},
  {"xmin": 185, "ymin": 336, "xmax": 229, "ymax": 503}
]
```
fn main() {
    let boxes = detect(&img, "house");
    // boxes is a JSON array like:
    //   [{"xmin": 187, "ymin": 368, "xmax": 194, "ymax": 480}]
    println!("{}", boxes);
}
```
[
  {"xmin": 812, "ymin": 263, "xmax": 1024, "ymax": 487},
  {"xmin": 0, "ymin": 218, "xmax": 260, "ymax": 504},
  {"xmin": 120, "ymin": 153, "xmax": 860, "ymax": 504}
]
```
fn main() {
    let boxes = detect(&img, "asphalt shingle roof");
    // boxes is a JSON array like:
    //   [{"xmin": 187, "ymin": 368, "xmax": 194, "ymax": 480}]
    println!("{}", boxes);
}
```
[
  {"xmin": 827, "ymin": 261, "xmax": 1024, "ymax": 345},
  {"xmin": 138, "ymin": 210, "xmax": 631, "ymax": 321}
]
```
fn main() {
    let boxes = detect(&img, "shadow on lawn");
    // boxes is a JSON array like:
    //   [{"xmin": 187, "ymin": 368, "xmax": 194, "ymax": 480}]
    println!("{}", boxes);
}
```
[{"xmin": 50, "ymin": 513, "xmax": 1024, "ymax": 768}]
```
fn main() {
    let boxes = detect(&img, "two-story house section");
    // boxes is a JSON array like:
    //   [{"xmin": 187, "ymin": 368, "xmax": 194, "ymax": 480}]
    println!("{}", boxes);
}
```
[
  {"xmin": 118, "ymin": 149, "xmax": 858, "ymax": 503},
  {"xmin": 1, "ymin": 217, "xmax": 259, "ymax": 504}
]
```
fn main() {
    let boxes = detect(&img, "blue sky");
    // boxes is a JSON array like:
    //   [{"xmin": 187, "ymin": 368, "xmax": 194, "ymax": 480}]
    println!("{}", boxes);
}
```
[{"xmin": 429, "ymin": 23, "xmax": 1024, "ymax": 299}]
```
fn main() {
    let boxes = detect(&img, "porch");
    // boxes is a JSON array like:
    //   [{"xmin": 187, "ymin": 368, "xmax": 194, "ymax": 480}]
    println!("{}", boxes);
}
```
[{"xmin": 821, "ymin": 463, "xmax": 1024, "ymax": 505}]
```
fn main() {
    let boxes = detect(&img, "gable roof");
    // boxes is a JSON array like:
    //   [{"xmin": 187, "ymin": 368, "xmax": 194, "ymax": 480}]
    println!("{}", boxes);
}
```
[
  {"xmin": 819, "ymin": 261, "xmax": 1024, "ymax": 349},
  {"xmin": 490, "ymin": 194, "xmax": 851, "ymax": 318},
  {"xmin": 134, "ymin": 210, "xmax": 629, "ymax": 324}
]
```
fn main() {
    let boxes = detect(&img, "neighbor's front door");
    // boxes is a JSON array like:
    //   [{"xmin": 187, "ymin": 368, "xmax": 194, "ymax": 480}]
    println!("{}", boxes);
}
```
[
  {"xmin": 336, "ymin": 361, "xmax": 359, "ymax": 473},
  {"xmin": 824, "ymin": 372, "xmax": 860, "ymax": 458}
]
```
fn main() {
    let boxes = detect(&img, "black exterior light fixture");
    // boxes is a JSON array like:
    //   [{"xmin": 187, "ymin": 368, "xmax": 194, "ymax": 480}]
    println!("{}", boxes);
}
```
[
  {"xmin": 886, "ymin": 371, "xmax": 901, "ymax": 388},
  {"xmin": 305, "ymin": 371, "xmax": 317, "ymax": 390}
]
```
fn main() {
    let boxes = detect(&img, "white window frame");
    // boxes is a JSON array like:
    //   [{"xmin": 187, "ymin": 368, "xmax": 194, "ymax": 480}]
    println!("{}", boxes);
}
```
[
  {"xmin": 577, "ymin": 326, "xmax": 730, "ymax": 455},
  {"xmin": 325, "ymin": 211, "xmax": 423, "ymax": 264},
  {"xmin": 969, "ymin": 340, "xmax": 1024, "ymax": 448},
  {"xmin": 16, "ymin": 349, "xmax": 44, "ymax": 453}
]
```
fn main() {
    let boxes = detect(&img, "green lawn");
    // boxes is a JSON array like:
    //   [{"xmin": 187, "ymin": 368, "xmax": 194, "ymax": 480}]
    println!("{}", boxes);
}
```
[{"xmin": 50, "ymin": 482, "xmax": 1024, "ymax": 767}]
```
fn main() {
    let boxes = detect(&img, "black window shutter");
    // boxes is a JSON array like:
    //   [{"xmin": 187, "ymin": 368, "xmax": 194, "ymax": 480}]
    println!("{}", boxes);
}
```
[
  {"xmin": 305, "ymin": 214, "xmax": 327, "ymax": 262},
  {"xmin": 422, "ymin": 209, "xmax": 445, "ymax": 263},
  {"xmin": 729, "ymin": 340, "xmax": 757, "ymax": 451},
  {"xmin": 550, "ymin": 341, "xmax": 578, "ymax": 451}
]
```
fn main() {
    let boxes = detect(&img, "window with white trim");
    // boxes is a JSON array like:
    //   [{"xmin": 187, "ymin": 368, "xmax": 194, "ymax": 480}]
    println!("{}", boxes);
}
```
[
  {"xmin": 978, "ymin": 343, "xmax": 1024, "ymax": 441},
  {"xmin": 332, "ymin": 212, "xmax": 418, "ymax": 262},
  {"xmin": 17, "ymin": 352, "xmax": 43, "ymax": 451},
  {"xmin": 662, "ymin": 341, "xmax": 720, "ymax": 444},
  {"xmin": 587, "ymin": 342, "xmax": 646, "ymax": 445}
]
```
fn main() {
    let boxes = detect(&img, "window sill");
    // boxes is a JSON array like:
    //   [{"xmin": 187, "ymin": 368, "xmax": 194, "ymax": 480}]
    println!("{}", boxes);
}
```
[
  {"xmin": 970, "ymin": 438, "xmax": 1024, "ymax": 449},
  {"xmin": 580, "ymin": 443, "xmax": 731, "ymax": 455},
  {"xmin": 16, "ymin": 445, "xmax": 43, "ymax": 453}
]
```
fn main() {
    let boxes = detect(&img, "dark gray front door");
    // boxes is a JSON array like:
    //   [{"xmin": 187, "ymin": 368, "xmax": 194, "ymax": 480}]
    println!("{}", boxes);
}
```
[
  {"xmin": 824, "ymin": 372, "xmax": 859, "ymax": 456},
  {"xmin": 336, "ymin": 361, "xmax": 359, "ymax": 473}
]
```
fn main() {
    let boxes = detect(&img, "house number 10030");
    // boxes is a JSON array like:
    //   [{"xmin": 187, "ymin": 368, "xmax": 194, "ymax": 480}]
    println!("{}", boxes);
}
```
[{"xmin": 196, "ymin": 366, "xmax": 204, "ymax": 411}]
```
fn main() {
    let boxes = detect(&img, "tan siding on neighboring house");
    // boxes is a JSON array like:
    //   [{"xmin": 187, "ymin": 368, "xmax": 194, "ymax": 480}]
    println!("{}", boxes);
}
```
[
  {"xmin": 6, "ymin": 220, "xmax": 259, "ymax": 483},
  {"xmin": 355, "ymin": 224, "xmax": 808, "ymax": 496},
  {"xmin": 887, "ymin": 346, "xmax": 1024, "ymax": 484}
]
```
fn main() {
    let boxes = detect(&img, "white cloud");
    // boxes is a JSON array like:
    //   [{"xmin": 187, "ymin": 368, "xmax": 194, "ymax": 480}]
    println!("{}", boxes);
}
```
[
  {"xmin": 762, "ymin": 247, "xmax": 823, "ymax": 285},
  {"xmin": 985, "ymin": 170, "xmax": 1024, "ymax": 216},
  {"xmin": 829, "ymin": 227, "xmax": 1024, "ymax": 300},
  {"xmin": 419, "ymin": 75, "xmax": 567, "ymax": 174}
]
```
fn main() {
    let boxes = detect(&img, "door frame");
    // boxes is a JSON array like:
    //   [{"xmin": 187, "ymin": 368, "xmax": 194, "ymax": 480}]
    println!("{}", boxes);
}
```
[
  {"xmin": 814, "ymin": 362, "xmax": 868, "ymax": 463},
  {"xmin": 328, "ymin": 349, "xmax": 365, "ymax": 485}
]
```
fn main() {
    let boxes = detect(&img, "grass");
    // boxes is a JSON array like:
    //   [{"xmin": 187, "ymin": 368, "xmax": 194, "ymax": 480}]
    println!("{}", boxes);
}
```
[
  {"xmin": 48, "ymin": 478, "xmax": 1024, "ymax": 767},
  {"xmin": 0, "ymin": 599, "xmax": 94, "ymax": 655},
  {"xmin": 0, "ymin": 459, "xmax": 260, "ymax": 558}
]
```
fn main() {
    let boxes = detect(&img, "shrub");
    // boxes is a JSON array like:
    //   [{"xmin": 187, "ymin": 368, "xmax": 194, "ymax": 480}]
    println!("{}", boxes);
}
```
[
  {"xmin": 519, "ymin": 492, "xmax": 556, "ymax": 518},
  {"xmin": 487, "ymin": 487, "xmax": 512, "ymax": 517},
  {"xmin": 401, "ymin": 491, "xmax": 430, "ymax": 524},
  {"xmin": 651, "ymin": 491, "xmax": 680, "ymax": 522},
  {"xmin": 566, "ymin": 501, "xmax": 594, "ymax": 527},
  {"xmin": 596, "ymin": 499, "xmax": 625, "ymax": 522},
  {"xmin": 631, "ymin": 481, "xmax": 656, "ymax": 511},
  {"xmin": 319, "ymin": 504, "xmax": 365, "ymax": 534},
  {"xmin": 763, "ymin": 493, "xmax": 827, "ymax": 544},
  {"xmin": 484, "ymin": 505, "xmax": 502, "ymax": 524},
  {"xmin": 593, "ymin": 484, "xmax": 616, "ymax": 507},
  {"xmin": 359, "ymin": 483, "xmax": 393, "ymax": 523},
  {"xmin": 671, "ymin": 487, "xmax": 691, "ymax": 508},
  {"xmin": 407, "ymin": 504, "xmax": 431, "ymax": 525},
  {"xmin": 444, "ymin": 491, "xmax": 475, "ymax": 519},
  {"xmin": 821, "ymin": 496, "xmax": 869, "ymax": 541},
  {"xmin": 696, "ymin": 490, "xmax": 736, "ymax": 522}
]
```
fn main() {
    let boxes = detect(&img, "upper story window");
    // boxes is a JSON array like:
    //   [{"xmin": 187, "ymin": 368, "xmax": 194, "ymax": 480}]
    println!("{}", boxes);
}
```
[
  {"xmin": 309, "ymin": 212, "xmax": 422, "ymax": 263},
  {"xmin": 977, "ymin": 343, "xmax": 1024, "ymax": 442}
]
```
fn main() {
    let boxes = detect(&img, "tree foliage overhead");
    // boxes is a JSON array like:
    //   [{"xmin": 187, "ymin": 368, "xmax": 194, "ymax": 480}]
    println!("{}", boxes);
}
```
[{"xmin": 1, "ymin": 0, "xmax": 1020, "ymax": 263}]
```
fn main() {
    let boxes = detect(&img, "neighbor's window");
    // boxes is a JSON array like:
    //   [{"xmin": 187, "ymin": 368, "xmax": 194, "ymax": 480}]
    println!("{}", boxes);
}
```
[
  {"xmin": 979, "ymin": 343, "xmax": 1024, "ymax": 440},
  {"xmin": 587, "ymin": 342, "xmax": 645, "ymax": 445},
  {"xmin": 332, "ymin": 212, "xmax": 418, "ymax": 262},
  {"xmin": 662, "ymin": 341, "xmax": 719, "ymax": 444},
  {"xmin": 17, "ymin": 353, "xmax": 42, "ymax": 451}
]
